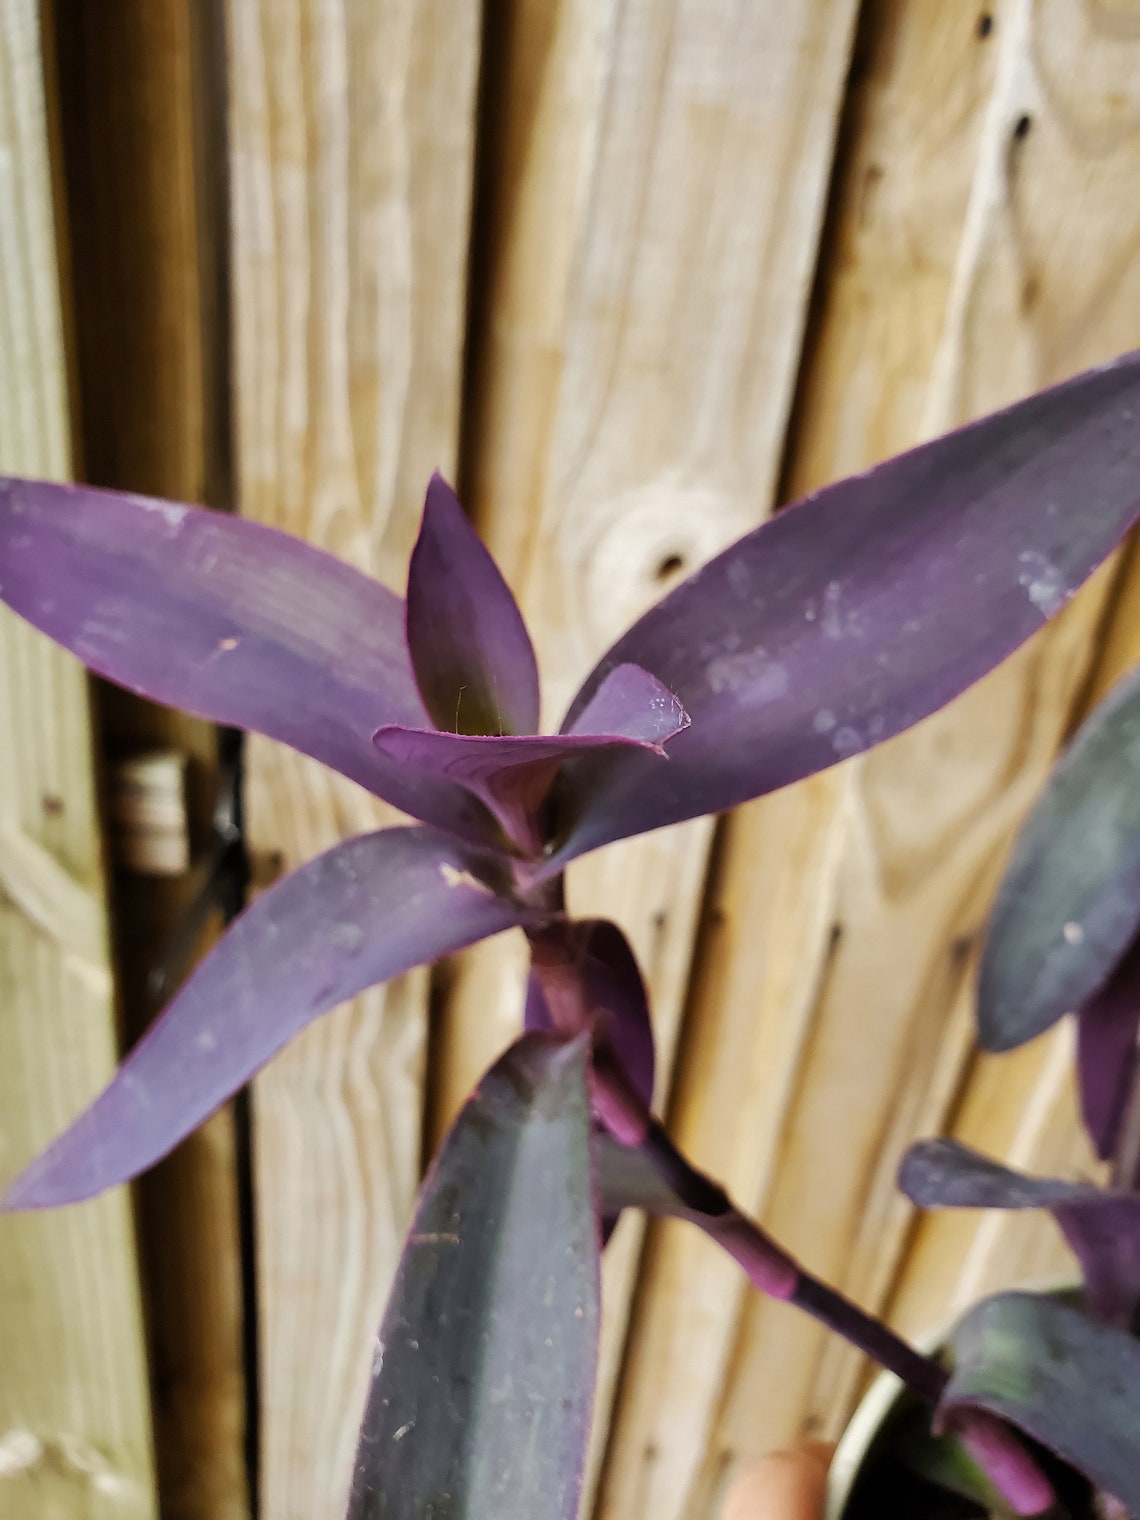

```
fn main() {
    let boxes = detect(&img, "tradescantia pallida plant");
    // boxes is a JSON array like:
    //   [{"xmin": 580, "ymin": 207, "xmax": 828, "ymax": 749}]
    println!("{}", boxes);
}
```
[
  {"xmin": 4, "ymin": 352, "xmax": 1140, "ymax": 1516},
  {"xmin": 894, "ymin": 650, "xmax": 1140, "ymax": 1517}
]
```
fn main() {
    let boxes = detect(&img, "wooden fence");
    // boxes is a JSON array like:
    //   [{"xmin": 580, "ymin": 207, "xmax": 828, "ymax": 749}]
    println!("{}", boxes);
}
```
[{"xmin": 2, "ymin": 1, "xmax": 1140, "ymax": 1516}]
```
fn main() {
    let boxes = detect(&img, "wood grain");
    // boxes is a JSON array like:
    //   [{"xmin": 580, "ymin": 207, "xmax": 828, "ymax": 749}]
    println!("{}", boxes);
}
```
[
  {"xmin": 443, "ymin": 7, "xmax": 862, "ymax": 1505},
  {"xmin": 597, "ymin": 3, "xmax": 1140, "ymax": 1516},
  {"xmin": 0, "ymin": 2, "xmax": 156, "ymax": 1514},
  {"xmin": 51, "ymin": 5, "xmax": 249, "ymax": 1514},
  {"xmin": 225, "ymin": 2, "xmax": 481, "ymax": 1513},
  {"xmin": 882, "ymin": 0, "xmax": 1140, "ymax": 1357}
]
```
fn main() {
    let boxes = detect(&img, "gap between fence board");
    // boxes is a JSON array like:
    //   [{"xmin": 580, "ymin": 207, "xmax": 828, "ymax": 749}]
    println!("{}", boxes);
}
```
[
  {"xmin": 0, "ymin": 2, "xmax": 157, "ymax": 1515},
  {"xmin": 50, "ymin": 4, "xmax": 250, "ymax": 1514}
]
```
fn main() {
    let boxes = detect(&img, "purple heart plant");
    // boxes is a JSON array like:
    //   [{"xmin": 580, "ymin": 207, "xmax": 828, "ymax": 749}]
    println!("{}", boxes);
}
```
[
  {"xmin": 893, "ymin": 649, "xmax": 1140, "ymax": 1517},
  {"xmin": 4, "ymin": 353, "xmax": 1140, "ymax": 1518}
]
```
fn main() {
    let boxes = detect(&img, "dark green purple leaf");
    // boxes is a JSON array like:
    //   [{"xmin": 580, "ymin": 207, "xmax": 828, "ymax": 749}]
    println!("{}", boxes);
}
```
[
  {"xmin": 554, "ymin": 353, "xmax": 1140, "ymax": 867},
  {"xmin": 3, "ymin": 828, "xmax": 536, "ymax": 1209},
  {"xmin": 406, "ymin": 473, "xmax": 540, "ymax": 737},
  {"xmin": 942, "ymin": 1292, "xmax": 1140, "ymax": 1510},
  {"xmin": 1077, "ymin": 932, "xmax": 1140, "ymax": 1160},
  {"xmin": 900, "ymin": 1140, "xmax": 1140, "ymax": 1321},
  {"xmin": 347, "ymin": 1033, "xmax": 599, "ymax": 1520},
  {"xmin": 978, "ymin": 663, "xmax": 1140, "ymax": 1053}
]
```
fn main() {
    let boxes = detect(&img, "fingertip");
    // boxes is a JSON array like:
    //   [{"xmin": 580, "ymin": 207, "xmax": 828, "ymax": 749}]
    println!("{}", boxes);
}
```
[{"xmin": 723, "ymin": 1446, "xmax": 833, "ymax": 1520}]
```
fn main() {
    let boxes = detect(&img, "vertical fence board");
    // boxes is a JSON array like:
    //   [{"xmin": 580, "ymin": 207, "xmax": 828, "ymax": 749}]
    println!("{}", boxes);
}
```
[
  {"xmin": 0, "ymin": 1, "xmax": 157, "ymax": 1515},
  {"xmin": 892, "ymin": 556, "xmax": 1140, "ymax": 1334},
  {"xmin": 447, "ymin": 7, "xmax": 860, "ymax": 1504},
  {"xmin": 593, "ymin": 3, "xmax": 1000, "ymax": 1512},
  {"xmin": 50, "ymin": 4, "xmax": 248, "ymax": 1516},
  {"xmin": 594, "ymin": 4, "xmax": 1140, "ymax": 1515},
  {"xmin": 225, "ymin": 2, "xmax": 481, "ymax": 1513}
]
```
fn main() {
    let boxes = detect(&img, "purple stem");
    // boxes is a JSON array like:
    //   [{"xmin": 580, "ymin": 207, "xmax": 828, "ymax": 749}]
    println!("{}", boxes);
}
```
[
  {"xmin": 791, "ymin": 1273, "xmax": 948, "ymax": 1406},
  {"xmin": 639, "ymin": 1120, "xmax": 946, "ymax": 1402},
  {"xmin": 632, "ymin": 1119, "xmax": 1054, "ymax": 1513},
  {"xmin": 528, "ymin": 931, "xmax": 1053, "ymax": 1510}
]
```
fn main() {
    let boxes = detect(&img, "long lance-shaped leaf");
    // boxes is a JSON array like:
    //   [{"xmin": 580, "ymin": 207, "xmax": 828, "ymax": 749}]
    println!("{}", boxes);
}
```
[
  {"xmin": 978, "ymin": 664, "xmax": 1140, "ymax": 1053},
  {"xmin": 942, "ymin": 1292, "xmax": 1140, "ymax": 1511},
  {"xmin": 900, "ymin": 1139, "xmax": 1140, "ymax": 1322},
  {"xmin": 553, "ymin": 352, "xmax": 1140, "ymax": 867},
  {"xmin": 346, "ymin": 1033, "xmax": 599, "ymax": 1520},
  {"xmin": 0, "ymin": 478, "xmax": 493, "ymax": 841},
  {"xmin": 1077, "ymin": 933, "xmax": 1140, "ymax": 1160},
  {"xmin": 406, "ymin": 472, "xmax": 541, "ymax": 737},
  {"xmin": 2, "ymin": 829, "xmax": 537, "ymax": 1209}
]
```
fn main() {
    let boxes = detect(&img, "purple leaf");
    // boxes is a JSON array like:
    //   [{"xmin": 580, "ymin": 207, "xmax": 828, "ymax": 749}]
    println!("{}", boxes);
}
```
[
  {"xmin": 1078, "ymin": 931, "xmax": 1140, "ymax": 1161},
  {"xmin": 979, "ymin": 663, "xmax": 1140, "ymax": 1053},
  {"xmin": 900, "ymin": 1139, "xmax": 1140, "ymax": 1322},
  {"xmin": 0, "ymin": 478, "xmax": 495, "ymax": 840},
  {"xmin": 373, "ymin": 667, "xmax": 685, "ymax": 853},
  {"xmin": 346, "ymin": 1032, "xmax": 599, "ymax": 1520},
  {"xmin": 554, "ymin": 352, "xmax": 1140, "ymax": 867},
  {"xmin": 0, "ymin": 479, "xmax": 409, "ymax": 765},
  {"xmin": 406, "ymin": 473, "xmax": 540, "ymax": 737},
  {"xmin": 525, "ymin": 919, "xmax": 655, "ymax": 1109},
  {"xmin": 564, "ymin": 662, "xmax": 689, "ymax": 747},
  {"xmin": 3, "ymin": 828, "xmax": 536, "ymax": 1209},
  {"xmin": 942, "ymin": 1291, "xmax": 1140, "ymax": 1510}
]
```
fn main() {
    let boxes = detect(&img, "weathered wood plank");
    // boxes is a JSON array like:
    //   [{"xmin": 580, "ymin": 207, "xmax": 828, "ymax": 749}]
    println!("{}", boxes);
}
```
[
  {"xmin": 225, "ymin": 3, "xmax": 481, "ymax": 1513},
  {"xmin": 50, "ymin": 5, "xmax": 249, "ymax": 1514},
  {"xmin": 598, "ymin": 3, "xmax": 1140, "ymax": 1516},
  {"xmin": 0, "ymin": 1, "xmax": 156, "ymax": 1514},
  {"xmin": 440, "ymin": 7, "xmax": 861, "ymax": 1506}
]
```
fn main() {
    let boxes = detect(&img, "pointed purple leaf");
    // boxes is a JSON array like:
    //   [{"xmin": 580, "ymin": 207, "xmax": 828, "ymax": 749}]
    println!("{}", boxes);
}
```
[
  {"xmin": 0, "ymin": 477, "xmax": 422, "ymax": 764},
  {"xmin": 1078, "ymin": 932, "xmax": 1140, "ymax": 1161},
  {"xmin": 979, "ymin": 664, "xmax": 1140, "ymax": 1053},
  {"xmin": 0, "ymin": 478, "xmax": 498, "ymax": 840},
  {"xmin": 3, "ymin": 828, "xmax": 536, "ymax": 1209},
  {"xmin": 406, "ymin": 473, "xmax": 540, "ymax": 737},
  {"xmin": 525, "ymin": 919, "xmax": 655, "ymax": 1109},
  {"xmin": 900, "ymin": 1139, "xmax": 1140, "ymax": 1322},
  {"xmin": 373, "ymin": 670, "xmax": 685, "ymax": 854},
  {"xmin": 555, "ymin": 353, "xmax": 1140, "ymax": 867},
  {"xmin": 346, "ymin": 1033, "xmax": 599, "ymax": 1520},
  {"xmin": 942, "ymin": 1291, "xmax": 1140, "ymax": 1510},
  {"xmin": 564, "ymin": 663, "xmax": 689, "ymax": 747}
]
